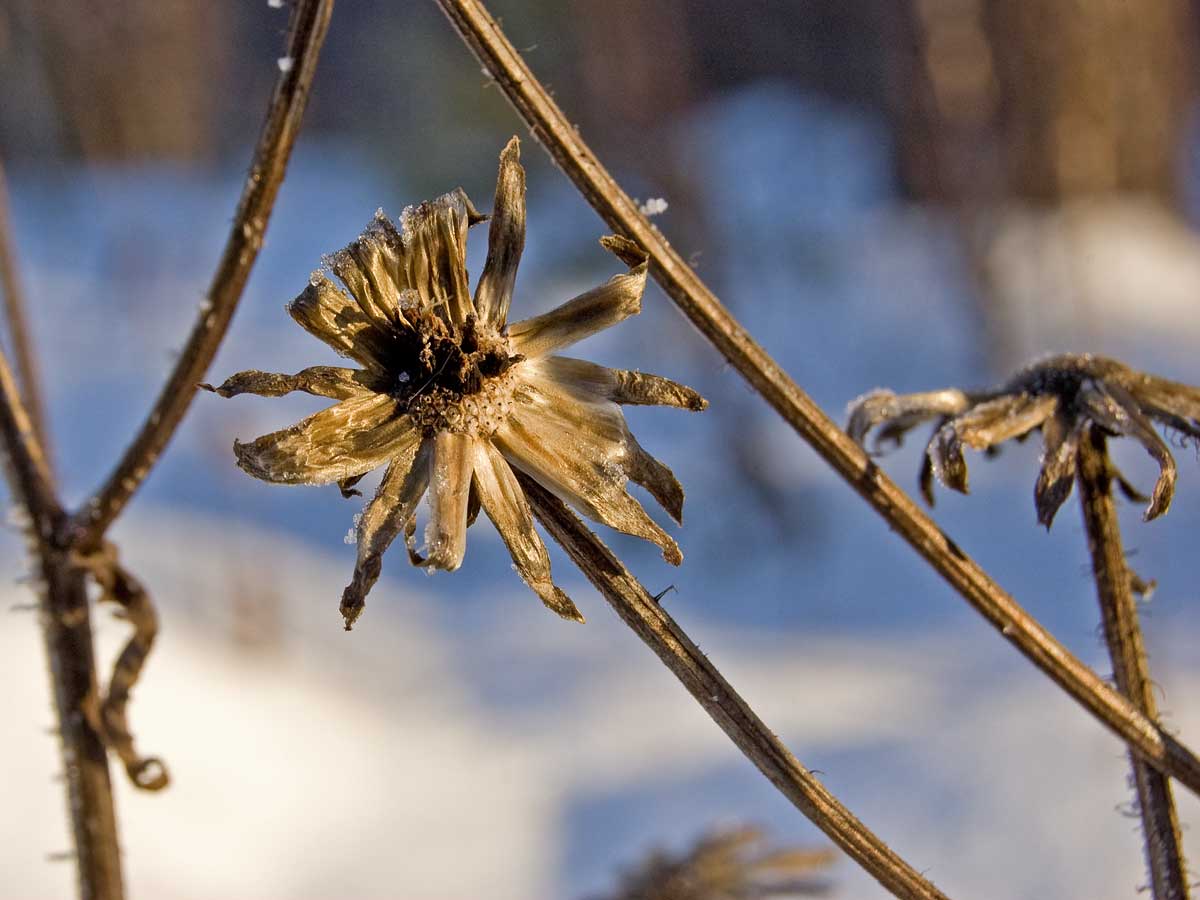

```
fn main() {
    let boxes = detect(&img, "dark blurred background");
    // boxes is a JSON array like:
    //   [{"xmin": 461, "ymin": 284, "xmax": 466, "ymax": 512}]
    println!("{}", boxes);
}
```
[{"xmin": 5, "ymin": 3, "xmax": 1200, "ymax": 898}]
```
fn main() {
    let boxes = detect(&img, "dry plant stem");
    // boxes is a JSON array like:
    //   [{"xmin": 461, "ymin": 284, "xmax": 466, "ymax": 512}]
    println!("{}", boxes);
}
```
[
  {"xmin": 0, "ymin": 162, "xmax": 49, "ymax": 458},
  {"xmin": 436, "ymin": 0, "xmax": 1200, "ymax": 797},
  {"xmin": 1076, "ymin": 427, "xmax": 1189, "ymax": 900},
  {"xmin": 521, "ymin": 474, "xmax": 949, "ymax": 900},
  {"xmin": 0, "ymin": 348, "xmax": 123, "ymax": 898},
  {"xmin": 70, "ymin": 0, "xmax": 335, "ymax": 549}
]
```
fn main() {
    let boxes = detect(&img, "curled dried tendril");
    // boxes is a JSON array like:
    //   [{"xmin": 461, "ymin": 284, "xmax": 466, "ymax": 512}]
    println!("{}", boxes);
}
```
[
  {"xmin": 206, "ymin": 137, "xmax": 706, "ymax": 628},
  {"xmin": 846, "ymin": 353, "xmax": 1200, "ymax": 529},
  {"xmin": 71, "ymin": 541, "xmax": 169, "ymax": 791}
]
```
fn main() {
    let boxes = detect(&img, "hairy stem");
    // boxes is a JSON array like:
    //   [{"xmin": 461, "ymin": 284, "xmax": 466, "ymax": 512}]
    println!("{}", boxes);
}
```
[
  {"xmin": 1076, "ymin": 427, "xmax": 1189, "ymax": 900},
  {"xmin": 0, "ymin": 162, "xmax": 50, "ymax": 460},
  {"xmin": 0, "ymin": 342, "xmax": 122, "ymax": 896},
  {"xmin": 70, "ymin": 0, "xmax": 335, "ymax": 548},
  {"xmin": 435, "ymin": 0, "xmax": 1200, "ymax": 798},
  {"xmin": 521, "ymin": 474, "xmax": 949, "ymax": 900}
]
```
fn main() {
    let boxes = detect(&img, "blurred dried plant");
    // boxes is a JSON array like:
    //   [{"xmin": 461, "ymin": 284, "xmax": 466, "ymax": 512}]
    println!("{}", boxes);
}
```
[
  {"xmin": 592, "ymin": 826, "xmax": 834, "ymax": 900},
  {"xmin": 205, "ymin": 137, "xmax": 705, "ymax": 629}
]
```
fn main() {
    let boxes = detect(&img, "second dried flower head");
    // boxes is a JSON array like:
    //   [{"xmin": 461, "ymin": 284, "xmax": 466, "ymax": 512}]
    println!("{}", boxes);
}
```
[{"xmin": 207, "ymin": 137, "xmax": 705, "ymax": 628}]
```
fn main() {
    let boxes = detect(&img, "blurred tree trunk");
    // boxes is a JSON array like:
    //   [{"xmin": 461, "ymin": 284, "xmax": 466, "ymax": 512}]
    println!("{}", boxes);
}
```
[{"xmin": 13, "ymin": 0, "xmax": 231, "ymax": 162}]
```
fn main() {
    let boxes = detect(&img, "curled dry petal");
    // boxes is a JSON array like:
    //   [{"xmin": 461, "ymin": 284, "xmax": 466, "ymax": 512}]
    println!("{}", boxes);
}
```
[
  {"xmin": 400, "ymin": 188, "xmax": 482, "ymax": 326},
  {"xmin": 421, "ymin": 431, "xmax": 475, "ymax": 570},
  {"xmin": 288, "ymin": 273, "xmax": 395, "ymax": 373},
  {"xmin": 474, "ymin": 136, "xmax": 526, "ymax": 328},
  {"xmin": 929, "ymin": 393, "xmax": 1056, "ymax": 494},
  {"xmin": 201, "ymin": 366, "xmax": 382, "ymax": 401},
  {"xmin": 1034, "ymin": 406, "xmax": 1080, "ymax": 529},
  {"xmin": 472, "ymin": 439, "xmax": 583, "ymax": 621},
  {"xmin": 846, "ymin": 388, "xmax": 971, "ymax": 447},
  {"xmin": 340, "ymin": 437, "xmax": 429, "ymax": 629},
  {"xmin": 529, "ymin": 355, "xmax": 707, "ymax": 411},
  {"xmin": 330, "ymin": 211, "xmax": 409, "ymax": 332},
  {"xmin": 507, "ymin": 244, "xmax": 647, "ymax": 359},
  {"xmin": 234, "ymin": 392, "xmax": 414, "ymax": 485},
  {"xmin": 1080, "ymin": 382, "xmax": 1176, "ymax": 520}
]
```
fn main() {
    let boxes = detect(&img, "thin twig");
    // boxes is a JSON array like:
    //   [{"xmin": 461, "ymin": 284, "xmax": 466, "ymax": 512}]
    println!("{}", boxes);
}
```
[
  {"xmin": 0, "ymin": 161, "xmax": 50, "ymax": 462},
  {"xmin": 434, "ymin": 0, "xmax": 1200, "ymax": 797},
  {"xmin": 521, "ymin": 473, "xmax": 949, "ymax": 900},
  {"xmin": 69, "ymin": 0, "xmax": 335, "ymax": 549},
  {"xmin": 1076, "ymin": 427, "xmax": 1189, "ymax": 900},
  {"xmin": 0, "ymin": 346, "xmax": 124, "ymax": 898}
]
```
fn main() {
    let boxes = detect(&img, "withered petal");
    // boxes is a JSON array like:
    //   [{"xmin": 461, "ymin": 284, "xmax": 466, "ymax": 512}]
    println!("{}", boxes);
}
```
[
  {"xmin": 1080, "ymin": 382, "xmax": 1177, "ymax": 520},
  {"xmin": 340, "ymin": 438, "xmax": 429, "ymax": 629},
  {"xmin": 526, "ymin": 355, "xmax": 707, "ymax": 411},
  {"xmin": 420, "ymin": 431, "xmax": 475, "ymax": 570},
  {"xmin": 288, "ymin": 273, "xmax": 395, "ymax": 372},
  {"xmin": 201, "ymin": 366, "xmax": 383, "ymax": 401},
  {"xmin": 472, "ymin": 439, "xmax": 584, "ymax": 621},
  {"xmin": 474, "ymin": 136, "xmax": 526, "ymax": 328},
  {"xmin": 1034, "ymin": 406, "xmax": 1079, "ymax": 529},
  {"xmin": 845, "ymin": 388, "xmax": 971, "ymax": 447},
  {"xmin": 918, "ymin": 451, "xmax": 936, "ymax": 506},
  {"xmin": 623, "ymin": 434, "xmax": 685, "ymax": 525},
  {"xmin": 1125, "ymin": 372, "xmax": 1200, "ymax": 442},
  {"xmin": 507, "ymin": 240, "xmax": 648, "ymax": 359},
  {"xmin": 233, "ymin": 392, "xmax": 414, "ymax": 486},
  {"xmin": 400, "ymin": 188, "xmax": 481, "ymax": 327},
  {"xmin": 928, "ymin": 424, "xmax": 970, "ymax": 494},
  {"xmin": 494, "ymin": 405, "xmax": 682, "ymax": 565},
  {"xmin": 330, "ymin": 211, "xmax": 409, "ymax": 332},
  {"xmin": 929, "ymin": 393, "xmax": 1056, "ymax": 495}
]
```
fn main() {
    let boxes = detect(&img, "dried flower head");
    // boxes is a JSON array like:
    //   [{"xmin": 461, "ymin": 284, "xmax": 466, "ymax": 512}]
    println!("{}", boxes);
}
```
[
  {"xmin": 596, "ymin": 826, "xmax": 834, "ymax": 900},
  {"xmin": 205, "ymin": 138, "xmax": 705, "ymax": 628},
  {"xmin": 847, "ymin": 353, "xmax": 1200, "ymax": 529}
]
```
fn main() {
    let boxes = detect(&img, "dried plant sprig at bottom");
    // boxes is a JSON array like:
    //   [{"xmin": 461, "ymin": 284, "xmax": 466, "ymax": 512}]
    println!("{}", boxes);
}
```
[{"xmin": 206, "ymin": 137, "xmax": 706, "ymax": 628}]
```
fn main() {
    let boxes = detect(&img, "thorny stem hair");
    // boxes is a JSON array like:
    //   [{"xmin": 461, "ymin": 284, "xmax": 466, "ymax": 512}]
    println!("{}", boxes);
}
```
[
  {"xmin": 434, "ymin": 0, "xmax": 1200, "ymax": 801},
  {"xmin": 1076, "ymin": 429, "xmax": 1189, "ymax": 900}
]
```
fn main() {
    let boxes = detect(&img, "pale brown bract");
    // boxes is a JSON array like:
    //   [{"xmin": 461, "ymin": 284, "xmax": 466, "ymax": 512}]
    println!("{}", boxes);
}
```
[
  {"xmin": 205, "ymin": 137, "xmax": 706, "ymax": 629},
  {"xmin": 846, "ymin": 353, "xmax": 1200, "ymax": 529}
]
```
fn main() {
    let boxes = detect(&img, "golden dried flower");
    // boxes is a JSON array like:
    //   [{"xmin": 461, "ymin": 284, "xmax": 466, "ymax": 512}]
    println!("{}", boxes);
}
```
[
  {"xmin": 847, "ymin": 353, "xmax": 1200, "ymax": 528},
  {"xmin": 206, "ymin": 138, "xmax": 705, "ymax": 628},
  {"xmin": 598, "ymin": 826, "xmax": 834, "ymax": 900}
]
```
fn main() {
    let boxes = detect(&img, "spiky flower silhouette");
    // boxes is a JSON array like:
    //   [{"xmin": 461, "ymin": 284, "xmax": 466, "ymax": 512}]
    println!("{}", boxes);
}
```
[
  {"xmin": 206, "ymin": 138, "xmax": 705, "ymax": 628},
  {"xmin": 846, "ymin": 353, "xmax": 1200, "ymax": 528}
]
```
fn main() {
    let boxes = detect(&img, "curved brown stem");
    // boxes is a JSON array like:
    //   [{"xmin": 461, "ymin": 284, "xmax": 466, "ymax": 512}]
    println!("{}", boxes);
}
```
[
  {"xmin": 434, "ymin": 0, "xmax": 1200, "ymax": 798},
  {"xmin": 521, "ymin": 474, "xmax": 950, "ymax": 900},
  {"xmin": 0, "ymin": 161, "xmax": 50, "ymax": 462},
  {"xmin": 69, "ymin": 0, "xmax": 336, "ymax": 549},
  {"xmin": 1077, "ymin": 427, "xmax": 1189, "ymax": 900}
]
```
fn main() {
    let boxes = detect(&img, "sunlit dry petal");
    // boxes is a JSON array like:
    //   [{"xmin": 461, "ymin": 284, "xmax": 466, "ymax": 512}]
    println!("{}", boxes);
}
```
[
  {"xmin": 421, "ymin": 431, "xmax": 475, "ymax": 570},
  {"xmin": 401, "ymin": 188, "xmax": 482, "ymax": 326},
  {"xmin": 340, "ymin": 437, "xmax": 429, "ymax": 629},
  {"xmin": 507, "ymin": 250, "xmax": 647, "ymax": 359},
  {"xmin": 495, "ymin": 403, "xmax": 682, "ymax": 565},
  {"xmin": 531, "ymin": 355, "xmax": 707, "ymax": 411},
  {"xmin": 201, "ymin": 366, "xmax": 383, "ymax": 401},
  {"xmin": 288, "ymin": 273, "xmax": 395, "ymax": 372},
  {"xmin": 330, "ymin": 210, "xmax": 409, "ymax": 332},
  {"xmin": 474, "ymin": 136, "xmax": 526, "ymax": 328},
  {"xmin": 929, "ymin": 393, "xmax": 1056, "ymax": 494},
  {"xmin": 1080, "ymin": 382, "xmax": 1176, "ymax": 520},
  {"xmin": 472, "ymin": 440, "xmax": 583, "ymax": 621},
  {"xmin": 234, "ymin": 392, "xmax": 413, "ymax": 485}
]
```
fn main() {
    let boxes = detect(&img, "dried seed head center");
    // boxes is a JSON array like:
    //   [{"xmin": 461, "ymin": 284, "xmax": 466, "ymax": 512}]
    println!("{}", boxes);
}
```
[{"xmin": 397, "ymin": 310, "xmax": 523, "ymax": 437}]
